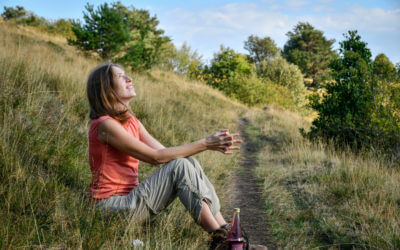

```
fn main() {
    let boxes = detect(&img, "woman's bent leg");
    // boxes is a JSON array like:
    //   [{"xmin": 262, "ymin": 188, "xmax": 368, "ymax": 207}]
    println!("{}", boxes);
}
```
[
  {"xmin": 138, "ymin": 158, "xmax": 222, "ymax": 225},
  {"xmin": 96, "ymin": 157, "xmax": 223, "ymax": 228},
  {"xmin": 185, "ymin": 157, "xmax": 228, "ymax": 226},
  {"xmin": 199, "ymin": 200, "xmax": 221, "ymax": 231}
]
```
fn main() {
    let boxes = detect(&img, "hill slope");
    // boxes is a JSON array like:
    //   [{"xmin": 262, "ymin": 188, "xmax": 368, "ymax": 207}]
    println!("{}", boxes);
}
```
[
  {"xmin": 1, "ymin": 21, "xmax": 398, "ymax": 249},
  {"xmin": 0, "ymin": 22, "xmax": 246, "ymax": 249}
]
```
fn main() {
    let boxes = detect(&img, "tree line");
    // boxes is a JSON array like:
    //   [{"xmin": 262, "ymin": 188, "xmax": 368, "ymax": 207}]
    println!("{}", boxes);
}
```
[{"xmin": 2, "ymin": 3, "xmax": 399, "ymax": 161}]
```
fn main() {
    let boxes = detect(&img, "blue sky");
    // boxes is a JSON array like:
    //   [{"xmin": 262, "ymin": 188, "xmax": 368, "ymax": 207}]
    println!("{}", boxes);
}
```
[{"xmin": 1, "ymin": 0, "xmax": 399, "ymax": 64}]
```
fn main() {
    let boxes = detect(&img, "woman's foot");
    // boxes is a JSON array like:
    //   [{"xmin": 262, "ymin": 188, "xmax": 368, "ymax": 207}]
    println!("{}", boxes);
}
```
[
  {"xmin": 208, "ymin": 224, "xmax": 268, "ymax": 250},
  {"xmin": 208, "ymin": 225, "xmax": 229, "ymax": 250}
]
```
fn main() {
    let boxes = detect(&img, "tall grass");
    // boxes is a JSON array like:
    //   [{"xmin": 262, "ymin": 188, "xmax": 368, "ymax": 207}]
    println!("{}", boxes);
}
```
[
  {"xmin": 0, "ymin": 22, "xmax": 245, "ymax": 249},
  {"xmin": 245, "ymin": 107, "xmax": 400, "ymax": 249},
  {"xmin": 3, "ymin": 20, "xmax": 398, "ymax": 249}
]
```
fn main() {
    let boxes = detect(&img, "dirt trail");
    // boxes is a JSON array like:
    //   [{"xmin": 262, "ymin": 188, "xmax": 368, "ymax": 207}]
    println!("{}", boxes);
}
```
[{"xmin": 224, "ymin": 118, "xmax": 275, "ymax": 249}]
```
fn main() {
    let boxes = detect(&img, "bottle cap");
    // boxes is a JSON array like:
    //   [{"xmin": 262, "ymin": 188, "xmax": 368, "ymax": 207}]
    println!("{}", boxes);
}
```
[{"xmin": 234, "ymin": 208, "xmax": 240, "ymax": 213}]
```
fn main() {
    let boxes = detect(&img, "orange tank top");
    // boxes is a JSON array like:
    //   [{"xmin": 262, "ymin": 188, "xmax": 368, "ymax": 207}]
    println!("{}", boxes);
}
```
[{"xmin": 88, "ymin": 115, "xmax": 140, "ymax": 200}]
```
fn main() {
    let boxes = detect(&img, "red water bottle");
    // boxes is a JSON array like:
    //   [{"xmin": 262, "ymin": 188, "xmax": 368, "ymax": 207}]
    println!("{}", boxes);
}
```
[{"xmin": 227, "ymin": 208, "xmax": 244, "ymax": 250}]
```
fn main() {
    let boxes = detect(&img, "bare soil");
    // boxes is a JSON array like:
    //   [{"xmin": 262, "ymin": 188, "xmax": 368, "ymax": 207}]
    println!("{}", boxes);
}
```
[{"xmin": 224, "ymin": 118, "xmax": 275, "ymax": 249}]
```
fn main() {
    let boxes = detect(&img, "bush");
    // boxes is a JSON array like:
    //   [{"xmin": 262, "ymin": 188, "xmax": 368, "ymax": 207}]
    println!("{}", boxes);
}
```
[
  {"xmin": 225, "ymin": 73, "xmax": 268, "ymax": 105},
  {"xmin": 2, "ymin": 6, "xmax": 74, "ymax": 37},
  {"xmin": 200, "ymin": 46, "xmax": 273, "ymax": 105},
  {"xmin": 257, "ymin": 56, "xmax": 307, "ymax": 106},
  {"xmin": 202, "ymin": 46, "xmax": 252, "ymax": 93}
]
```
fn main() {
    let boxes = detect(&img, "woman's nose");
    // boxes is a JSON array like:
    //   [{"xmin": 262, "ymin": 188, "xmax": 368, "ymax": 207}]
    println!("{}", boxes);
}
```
[{"xmin": 125, "ymin": 75, "xmax": 132, "ymax": 82}]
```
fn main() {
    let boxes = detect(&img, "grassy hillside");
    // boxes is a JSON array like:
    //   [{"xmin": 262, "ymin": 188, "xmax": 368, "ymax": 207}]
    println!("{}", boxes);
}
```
[
  {"xmin": 1, "ymin": 21, "xmax": 399, "ymax": 249},
  {"xmin": 0, "ymin": 22, "xmax": 246, "ymax": 249},
  {"xmin": 245, "ymin": 107, "xmax": 400, "ymax": 249}
]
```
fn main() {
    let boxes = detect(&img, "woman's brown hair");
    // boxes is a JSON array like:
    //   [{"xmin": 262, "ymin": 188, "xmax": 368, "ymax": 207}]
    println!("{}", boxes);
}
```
[{"xmin": 86, "ymin": 62, "xmax": 132, "ymax": 123}]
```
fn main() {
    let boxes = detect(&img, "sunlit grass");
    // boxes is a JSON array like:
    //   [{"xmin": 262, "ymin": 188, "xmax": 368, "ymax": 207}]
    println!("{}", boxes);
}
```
[
  {"xmin": 2, "ymin": 20, "xmax": 398, "ymax": 249},
  {"xmin": 246, "ymin": 107, "xmax": 400, "ymax": 249},
  {"xmin": 0, "ymin": 22, "xmax": 245, "ymax": 249}
]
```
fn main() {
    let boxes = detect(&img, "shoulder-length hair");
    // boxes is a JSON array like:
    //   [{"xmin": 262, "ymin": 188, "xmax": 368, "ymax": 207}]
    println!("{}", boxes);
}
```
[{"xmin": 86, "ymin": 62, "xmax": 132, "ymax": 123}]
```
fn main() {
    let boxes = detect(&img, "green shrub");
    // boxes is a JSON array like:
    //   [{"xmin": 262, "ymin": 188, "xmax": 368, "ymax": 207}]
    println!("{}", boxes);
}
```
[
  {"xmin": 257, "ymin": 56, "xmax": 307, "ymax": 106},
  {"xmin": 373, "ymin": 53, "xmax": 397, "ymax": 82},
  {"xmin": 226, "ymin": 73, "xmax": 268, "ymax": 105}
]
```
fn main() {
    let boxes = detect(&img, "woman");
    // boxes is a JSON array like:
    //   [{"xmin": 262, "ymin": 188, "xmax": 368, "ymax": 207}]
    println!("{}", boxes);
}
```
[{"xmin": 87, "ymin": 62, "xmax": 242, "ymax": 248}]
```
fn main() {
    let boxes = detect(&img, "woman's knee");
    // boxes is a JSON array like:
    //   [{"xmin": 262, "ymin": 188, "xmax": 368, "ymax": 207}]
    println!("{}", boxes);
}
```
[
  {"xmin": 168, "ymin": 158, "xmax": 196, "ymax": 173},
  {"xmin": 185, "ymin": 156, "xmax": 206, "ymax": 173}
]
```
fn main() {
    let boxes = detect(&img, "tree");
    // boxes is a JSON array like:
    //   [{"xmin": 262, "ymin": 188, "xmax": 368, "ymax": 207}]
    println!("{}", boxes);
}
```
[
  {"xmin": 114, "ymin": 4, "xmax": 171, "ymax": 70},
  {"xmin": 68, "ymin": 3, "xmax": 130, "ymax": 59},
  {"xmin": 305, "ymin": 30, "xmax": 400, "ymax": 156},
  {"xmin": 202, "ymin": 46, "xmax": 267, "ymax": 104},
  {"xmin": 1, "ymin": 5, "xmax": 46, "ymax": 26},
  {"xmin": 1, "ymin": 6, "xmax": 27, "ymax": 20},
  {"xmin": 204, "ymin": 46, "xmax": 252, "ymax": 90},
  {"xmin": 373, "ymin": 53, "xmax": 396, "ymax": 82},
  {"xmin": 68, "ymin": 2, "xmax": 170, "ymax": 69},
  {"xmin": 396, "ymin": 62, "xmax": 400, "ymax": 81},
  {"xmin": 244, "ymin": 35, "xmax": 279, "ymax": 64},
  {"xmin": 170, "ymin": 42, "xmax": 203, "ymax": 76},
  {"xmin": 113, "ymin": 3, "xmax": 171, "ymax": 70},
  {"xmin": 282, "ymin": 22, "xmax": 336, "ymax": 84}
]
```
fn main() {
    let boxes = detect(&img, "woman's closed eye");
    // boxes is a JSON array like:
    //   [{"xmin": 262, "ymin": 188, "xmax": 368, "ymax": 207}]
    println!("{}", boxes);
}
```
[{"xmin": 116, "ymin": 73, "xmax": 130, "ymax": 79}]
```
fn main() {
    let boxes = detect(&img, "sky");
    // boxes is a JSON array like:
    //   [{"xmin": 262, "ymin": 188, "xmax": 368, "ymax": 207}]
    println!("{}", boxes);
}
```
[{"xmin": 1, "ymin": 0, "xmax": 399, "ymax": 64}]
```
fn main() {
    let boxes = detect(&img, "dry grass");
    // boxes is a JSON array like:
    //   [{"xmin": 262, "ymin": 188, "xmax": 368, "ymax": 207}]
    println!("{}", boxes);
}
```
[
  {"xmin": 2, "ymin": 21, "xmax": 398, "ymax": 249},
  {"xmin": 0, "ymin": 22, "xmax": 245, "ymax": 249},
  {"xmin": 245, "ymin": 107, "xmax": 400, "ymax": 249}
]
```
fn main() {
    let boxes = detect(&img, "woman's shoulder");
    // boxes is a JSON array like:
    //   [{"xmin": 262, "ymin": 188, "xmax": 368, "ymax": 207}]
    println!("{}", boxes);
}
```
[
  {"xmin": 90, "ymin": 115, "xmax": 115, "ymax": 129},
  {"xmin": 90, "ymin": 114, "xmax": 139, "ymax": 129},
  {"xmin": 92, "ymin": 115, "xmax": 114, "ymax": 122},
  {"xmin": 127, "ymin": 114, "xmax": 141, "ymax": 128}
]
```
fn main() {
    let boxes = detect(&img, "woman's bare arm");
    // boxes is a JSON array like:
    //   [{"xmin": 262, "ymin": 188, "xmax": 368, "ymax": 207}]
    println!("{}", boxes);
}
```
[
  {"xmin": 98, "ymin": 119, "xmax": 241, "ymax": 165},
  {"xmin": 138, "ymin": 121, "xmax": 165, "ymax": 150}
]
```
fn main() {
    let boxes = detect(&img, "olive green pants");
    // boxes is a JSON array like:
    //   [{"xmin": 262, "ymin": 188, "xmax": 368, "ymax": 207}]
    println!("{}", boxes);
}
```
[{"xmin": 95, "ymin": 157, "xmax": 221, "ymax": 224}]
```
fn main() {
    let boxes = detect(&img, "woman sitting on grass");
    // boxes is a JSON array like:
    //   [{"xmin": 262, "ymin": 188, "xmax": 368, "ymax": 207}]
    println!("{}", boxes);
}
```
[{"xmin": 86, "ymin": 62, "xmax": 242, "ymax": 248}]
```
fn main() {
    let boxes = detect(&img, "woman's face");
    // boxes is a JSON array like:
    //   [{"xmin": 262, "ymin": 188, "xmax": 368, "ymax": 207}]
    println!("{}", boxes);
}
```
[{"xmin": 111, "ymin": 66, "xmax": 136, "ymax": 102}]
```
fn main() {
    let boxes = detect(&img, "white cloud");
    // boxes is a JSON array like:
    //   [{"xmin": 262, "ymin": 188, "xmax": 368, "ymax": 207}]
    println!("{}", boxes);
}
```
[
  {"xmin": 158, "ymin": 1, "xmax": 400, "ymax": 62},
  {"xmin": 306, "ymin": 6, "xmax": 400, "ymax": 32}
]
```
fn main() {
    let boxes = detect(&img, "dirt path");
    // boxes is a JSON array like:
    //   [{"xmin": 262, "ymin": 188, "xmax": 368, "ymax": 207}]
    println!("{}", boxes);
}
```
[{"xmin": 224, "ymin": 118, "xmax": 275, "ymax": 249}]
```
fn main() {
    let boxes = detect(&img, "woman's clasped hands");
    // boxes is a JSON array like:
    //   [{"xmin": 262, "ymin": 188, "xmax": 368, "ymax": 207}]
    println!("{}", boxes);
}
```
[{"xmin": 205, "ymin": 129, "xmax": 242, "ymax": 154}]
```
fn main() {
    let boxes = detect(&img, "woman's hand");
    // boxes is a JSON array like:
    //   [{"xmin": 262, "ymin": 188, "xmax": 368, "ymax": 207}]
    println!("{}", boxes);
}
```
[{"xmin": 205, "ymin": 129, "xmax": 242, "ymax": 154}]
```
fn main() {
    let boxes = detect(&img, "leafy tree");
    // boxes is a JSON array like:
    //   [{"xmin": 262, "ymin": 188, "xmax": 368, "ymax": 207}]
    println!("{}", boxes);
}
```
[
  {"xmin": 170, "ymin": 42, "xmax": 203, "ymax": 76},
  {"xmin": 282, "ymin": 22, "xmax": 336, "ymax": 84},
  {"xmin": 68, "ymin": 3, "xmax": 130, "ymax": 59},
  {"xmin": 204, "ymin": 46, "xmax": 251, "ymax": 90},
  {"xmin": 69, "ymin": 2, "xmax": 170, "ymax": 70},
  {"xmin": 396, "ymin": 62, "xmax": 400, "ymax": 81},
  {"xmin": 113, "ymin": 3, "xmax": 171, "ymax": 71},
  {"xmin": 373, "ymin": 53, "xmax": 396, "ymax": 82},
  {"xmin": 257, "ymin": 56, "xmax": 306, "ymax": 106},
  {"xmin": 1, "ymin": 5, "xmax": 46, "ymax": 26},
  {"xmin": 1, "ymin": 6, "xmax": 27, "ymax": 20},
  {"xmin": 2, "ymin": 6, "xmax": 74, "ymax": 37},
  {"xmin": 244, "ymin": 35, "xmax": 279, "ymax": 64},
  {"xmin": 305, "ymin": 30, "xmax": 400, "ymax": 156},
  {"xmin": 202, "ymin": 46, "xmax": 267, "ymax": 104}
]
